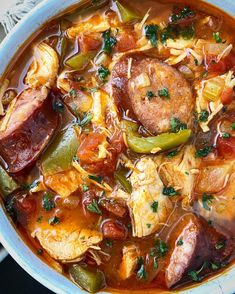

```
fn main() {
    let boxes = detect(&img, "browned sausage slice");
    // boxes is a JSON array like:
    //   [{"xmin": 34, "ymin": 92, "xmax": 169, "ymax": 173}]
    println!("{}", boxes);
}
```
[
  {"xmin": 111, "ymin": 54, "xmax": 193, "ymax": 134},
  {"xmin": 0, "ymin": 87, "xmax": 59, "ymax": 173},
  {"xmin": 165, "ymin": 214, "xmax": 234, "ymax": 288}
]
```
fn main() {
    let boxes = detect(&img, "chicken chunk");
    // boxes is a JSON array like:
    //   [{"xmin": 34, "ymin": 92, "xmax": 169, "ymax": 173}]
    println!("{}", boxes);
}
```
[
  {"xmin": 119, "ymin": 244, "xmax": 139, "ymax": 280},
  {"xmin": 111, "ymin": 53, "xmax": 194, "ymax": 134},
  {"xmin": 165, "ymin": 214, "xmax": 234, "ymax": 288},
  {"xmin": 129, "ymin": 157, "xmax": 172, "ymax": 237},
  {"xmin": 25, "ymin": 42, "xmax": 59, "ymax": 88},
  {"xmin": 34, "ymin": 227, "xmax": 102, "ymax": 262},
  {"xmin": 157, "ymin": 145, "xmax": 200, "ymax": 201},
  {"xmin": 0, "ymin": 87, "xmax": 58, "ymax": 173},
  {"xmin": 195, "ymin": 172, "xmax": 235, "ymax": 234}
]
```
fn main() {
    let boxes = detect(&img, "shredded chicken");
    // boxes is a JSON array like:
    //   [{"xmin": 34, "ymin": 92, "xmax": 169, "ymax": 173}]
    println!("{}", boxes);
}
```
[{"xmin": 25, "ymin": 42, "xmax": 59, "ymax": 88}]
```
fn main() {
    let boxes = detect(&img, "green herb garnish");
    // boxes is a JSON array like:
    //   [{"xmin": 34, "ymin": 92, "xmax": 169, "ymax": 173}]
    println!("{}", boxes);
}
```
[
  {"xmin": 180, "ymin": 24, "xmax": 195, "ymax": 40},
  {"xmin": 166, "ymin": 149, "xmax": 178, "ymax": 158},
  {"xmin": 177, "ymin": 239, "xmax": 184, "ymax": 246},
  {"xmin": 202, "ymin": 193, "xmax": 214, "ymax": 211},
  {"xmin": 137, "ymin": 257, "xmax": 147, "ymax": 279},
  {"xmin": 222, "ymin": 132, "xmax": 231, "ymax": 139},
  {"xmin": 105, "ymin": 240, "xmax": 113, "ymax": 247},
  {"xmin": 163, "ymin": 186, "xmax": 178, "ymax": 196},
  {"xmin": 102, "ymin": 29, "xmax": 117, "ymax": 54},
  {"xmin": 98, "ymin": 65, "xmax": 110, "ymax": 82},
  {"xmin": 75, "ymin": 112, "xmax": 93, "ymax": 128},
  {"xmin": 86, "ymin": 199, "xmax": 102, "ymax": 215},
  {"xmin": 158, "ymin": 88, "xmax": 170, "ymax": 99},
  {"xmin": 145, "ymin": 24, "xmax": 159, "ymax": 47},
  {"xmin": 151, "ymin": 201, "xmax": 158, "ymax": 213},
  {"xmin": 42, "ymin": 192, "xmax": 55, "ymax": 212},
  {"xmin": 48, "ymin": 216, "xmax": 60, "ymax": 225},
  {"xmin": 170, "ymin": 6, "xmax": 195, "ymax": 23},
  {"xmin": 198, "ymin": 110, "xmax": 209, "ymax": 122},
  {"xmin": 195, "ymin": 146, "xmax": 213, "ymax": 158},
  {"xmin": 170, "ymin": 117, "xmax": 187, "ymax": 133},
  {"xmin": 88, "ymin": 174, "xmax": 103, "ymax": 183},
  {"xmin": 82, "ymin": 184, "xmax": 89, "ymax": 192},
  {"xmin": 231, "ymin": 123, "xmax": 235, "ymax": 130},
  {"xmin": 213, "ymin": 32, "xmax": 222, "ymax": 43},
  {"xmin": 146, "ymin": 90, "xmax": 156, "ymax": 100}
]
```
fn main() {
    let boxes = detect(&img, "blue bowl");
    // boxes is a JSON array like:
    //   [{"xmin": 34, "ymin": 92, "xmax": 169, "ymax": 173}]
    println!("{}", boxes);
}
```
[{"xmin": 0, "ymin": 1, "xmax": 234, "ymax": 293}]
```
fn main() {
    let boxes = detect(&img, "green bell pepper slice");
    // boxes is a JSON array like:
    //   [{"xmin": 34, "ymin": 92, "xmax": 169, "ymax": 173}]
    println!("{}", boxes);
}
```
[
  {"xmin": 0, "ymin": 165, "xmax": 18, "ymax": 197},
  {"xmin": 69, "ymin": 264, "xmax": 106, "ymax": 293},
  {"xmin": 114, "ymin": 167, "xmax": 132, "ymax": 193},
  {"xmin": 41, "ymin": 127, "xmax": 79, "ymax": 176},
  {"xmin": 116, "ymin": 1, "xmax": 141, "ymax": 23},
  {"xmin": 65, "ymin": 51, "xmax": 96, "ymax": 70},
  {"xmin": 121, "ymin": 120, "xmax": 191, "ymax": 154}
]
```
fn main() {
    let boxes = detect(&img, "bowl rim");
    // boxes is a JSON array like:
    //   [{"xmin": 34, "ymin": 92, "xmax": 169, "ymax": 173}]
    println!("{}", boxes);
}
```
[{"xmin": 0, "ymin": 0, "xmax": 235, "ymax": 293}]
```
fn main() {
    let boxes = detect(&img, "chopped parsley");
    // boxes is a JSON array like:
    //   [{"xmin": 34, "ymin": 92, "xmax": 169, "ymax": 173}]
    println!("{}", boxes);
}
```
[
  {"xmin": 231, "ymin": 123, "xmax": 235, "ymax": 130},
  {"xmin": 215, "ymin": 241, "xmax": 225, "ymax": 250},
  {"xmin": 158, "ymin": 88, "xmax": 170, "ymax": 99},
  {"xmin": 102, "ymin": 29, "xmax": 117, "ymax": 54},
  {"xmin": 188, "ymin": 270, "xmax": 201, "ymax": 282},
  {"xmin": 166, "ymin": 149, "xmax": 178, "ymax": 158},
  {"xmin": 180, "ymin": 24, "xmax": 195, "ymax": 40},
  {"xmin": 53, "ymin": 100, "xmax": 64, "ymax": 113},
  {"xmin": 170, "ymin": 117, "xmax": 187, "ymax": 133},
  {"xmin": 75, "ymin": 112, "xmax": 93, "ymax": 128},
  {"xmin": 105, "ymin": 240, "xmax": 113, "ymax": 247},
  {"xmin": 194, "ymin": 58, "xmax": 199, "ymax": 66},
  {"xmin": 213, "ymin": 32, "xmax": 222, "ymax": 43},
  {"xmin": 146, "ymin": 90, "xmax": 156, "ymax": 100},
  {"xmin": 48, "ymin": 216, "xmax": 60, "ymax": 225},
  {"xmin": 210, "ymin": 262, "xmax": 222, "ymax": 271},
  {"xmin": 198, "ymin": 110, "xmax": 209, "ymax": 122},
  {"xmin": 202, "ymin": 193, "xmax": 214, "ymax": 211},
  {"xmin": 195, "ymin": 146, "xmax": 213, "ymax": 158},
  {"xmin": 137, "ymin": 257, "xmax": 147, "ymax": 280},
  {"xmin": 70, "ymin": 88, "xmax": 77, "ymax": 97},
  {"xmin": 163, "ymin": 186, "xmax": 178, "ymax": 196},
  {"xmin": 187, "ymin": 261, "xmax": 208, "ymax": 282},
  {"xmin": 42, "ymin": 193, "xmax": 55, "ymax": 212},
  {"xmin": 145, "ymin": 24, "xmax": 159, "ymax": 47},
  {"xmin": 222, "ymin": 132, "xmax": 231, "ymax": 139},
  {"xmin": 160, "ymin": 25, "xmax": 175, "ymax": 44},
  {"xmin": 170, "ymin": 6, "xmax": 196, "ymax": 23},
  {"xmin": 151, "ymin": 201, "xmax": 158, "ymax": 213},
  {"xmin": 88, "ymin": 174, "xmax": 103, "ymax": 183},
  {"xmin": 177, "ymin": 239, "xmax": 184, "ymax": 246},
  {"xmin": 98, "ymin": 65, "xmax": 110, "ymax": 82},
  {"xmin": 147, "ymin": 223, "xmax": 151, "ymax": 228},
  {"xmin": 21, "ymin": 180, "xmax": 39, "ymax": 192},
  {"xmin": 155, "ymin": 239, "xmax": 168, "ymax": 257},
  {"xmin": 86, "ymin": 199, "xmax": 102, "ymax": 215},
  {"xmin": 82, "ymin": 184, "xmax": 89, "ymax": 192}
]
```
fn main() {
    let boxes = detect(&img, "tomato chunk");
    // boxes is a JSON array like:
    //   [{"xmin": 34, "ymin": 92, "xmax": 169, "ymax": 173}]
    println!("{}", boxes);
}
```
[
  {"xmin": 217, "ymin": 136, "xmax": 235, "ymax": 159},
  {"xmin": 78, "ymin": 34, "xmax": 101, "ymax": 53},
  {"xmin": 116, "ymin": 32, "xmax": 136, "ymax": 53},
  {"xmin": 221, "ymin": 88, "xmax": 234, "ymax": 105}
]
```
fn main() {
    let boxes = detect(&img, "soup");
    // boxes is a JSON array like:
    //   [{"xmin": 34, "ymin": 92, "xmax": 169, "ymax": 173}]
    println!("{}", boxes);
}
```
[{"xmin": 0, "ymin": 0, "xmax": 235, "ymax": 292}]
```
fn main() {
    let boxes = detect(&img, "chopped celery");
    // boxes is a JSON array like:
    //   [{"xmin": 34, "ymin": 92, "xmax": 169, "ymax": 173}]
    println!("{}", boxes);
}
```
[
  {"xmin": 69, "ymin": 264, "xmax": 106, "ymax": 293},
  {"xmin": 65, "ymin": 51, "xmax": 96, "ymax": 70},
  {"xmin": 203, "ymin": 77, "xmax": 225, "ymax": 102},
  {"xmin": 0, "ymin": 165, "xmax": 18, "ymax": 197},
  {"xmin": 116, "ymin": 1, "xmax": 140, "ymax": 23}
]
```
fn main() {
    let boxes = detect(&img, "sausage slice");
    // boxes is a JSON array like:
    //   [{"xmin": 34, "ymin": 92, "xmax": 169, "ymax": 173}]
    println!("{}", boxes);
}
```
[
  {"xmin": 0, "ymin": 87, "xmax": 59, "ymax": 173},
  {"xmin": 111, "ymin": 54, "xmax": 193, "ymax": 134},
  {"xmin": 165, "ymin": 214, "xmax": 234, "ymax": 288}
]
